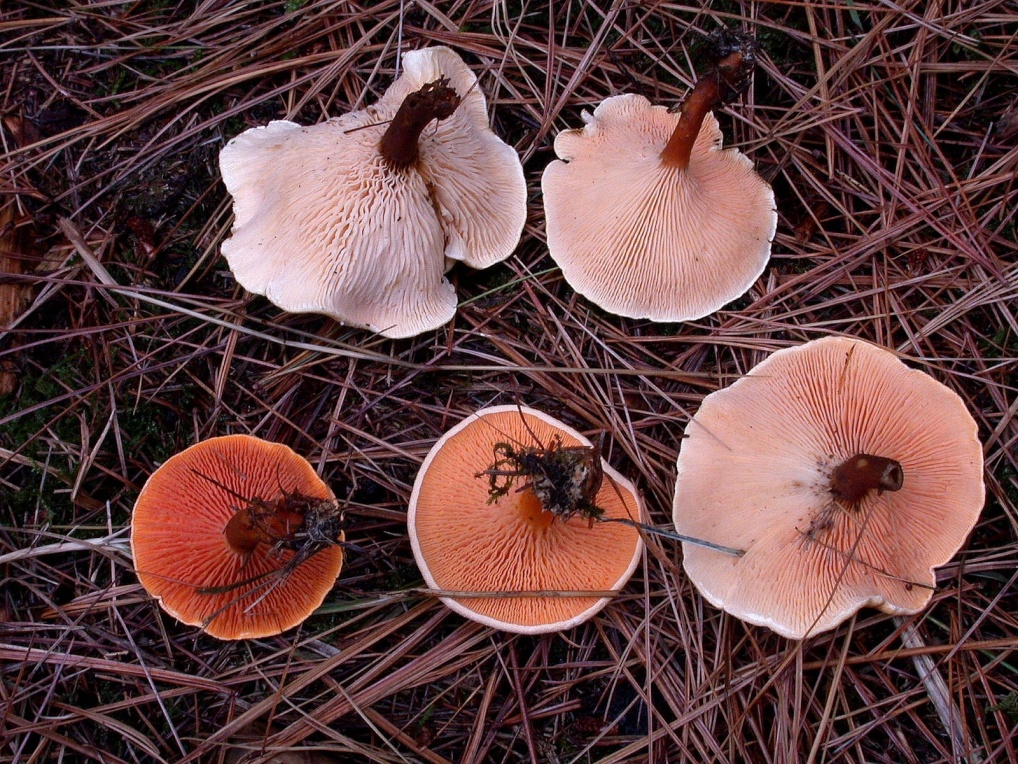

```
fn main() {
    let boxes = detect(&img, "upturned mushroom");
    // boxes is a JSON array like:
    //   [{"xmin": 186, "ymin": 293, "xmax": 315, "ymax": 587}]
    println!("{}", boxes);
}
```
[
  {"xmin": 542, "ymin": 31, "xmax": 776, "ymax": 322},
  {"xmin": 131, "ymin": 435, "xmax": 345, "ymax": 640},
  {"xmin": 408, "ymin": 405, "xmax": 645, "ymax": 634},
  {"xmin": 672, "ymin": 337, "xmax": 985, "ymax": 639},
  {"xmin": 220, "ymin": 46, "xmax": 527, "ymax": 338}
]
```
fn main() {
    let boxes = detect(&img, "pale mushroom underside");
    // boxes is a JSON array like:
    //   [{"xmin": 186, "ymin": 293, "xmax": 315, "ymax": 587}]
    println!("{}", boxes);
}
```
[
  {"xmin": 673, "ymin": 337, "xmax": 984, "ymax": 639},
  {"xmin": 382, "ymin": 47, "xmax": 528, "ymax": 270},
  {"xmin": 220, "ymin": 116, "xmax": 456, "ymax": 338},
  {"xmin": 542, "ymin": 93, "xmax": 777, "ymax": 322},
  {"xmin": 220, "ymin": 46, "xmax": 527, "ymax": 338}
]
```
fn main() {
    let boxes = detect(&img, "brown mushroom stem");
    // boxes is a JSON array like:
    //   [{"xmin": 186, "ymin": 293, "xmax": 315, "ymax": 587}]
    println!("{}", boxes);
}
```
[
  {"xmin": 380, "ymin": 78, "xmax": 462, "ymax": 169},
  {"xmin": 830, "ymin": 454, "xmax": 904, "ymax": 505},
  {"xmin": 660, "ymin": 51, "xmax": 747, "ymax": 170},
  {"xmin": 660, "ymin": 75, "xmax": 721, "ymax": 170},
  {"xmin": 223, "ymin": 506, "xmax": 261, "ymax": 555}
]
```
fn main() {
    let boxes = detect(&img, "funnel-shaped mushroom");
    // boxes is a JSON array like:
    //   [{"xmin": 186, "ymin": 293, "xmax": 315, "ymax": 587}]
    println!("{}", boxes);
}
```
[
  {"xmin": 408, "ymin": 406, "xmax": 644, "ymax": 634},
  {"xmin": 220, "ymin": 46, "xmax": 526, "ymax": 338},
  {"xmin": 672, "ymin": 337, "xmax": 985, "ymax": 639},
  {"xmin": 542, "ymin": 34, "xmax": 775, "ymax": 322},
  {"xmin": 131, "ymin": 435, "xmax": 344, "ymax": 640}
]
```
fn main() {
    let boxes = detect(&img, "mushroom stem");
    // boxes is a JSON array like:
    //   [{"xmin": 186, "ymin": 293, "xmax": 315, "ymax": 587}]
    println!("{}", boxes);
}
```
[
  {"xmin": 660, "ymin": 48, "xmax": 753, "ymax": 170},
  {"xmin": 660, "ymin": 72, "xmax": 723, "ymax": 170},
  {"xmin": 830, "ymin": 454, "xmax": 904, "ymax": 505},
  {"xmin": 223, "ymin": 506, "xmax": 261, "ymax": 555},
  {"xmin": 379, "ymin": 78, "xmax": 461, "ymax": 169}
]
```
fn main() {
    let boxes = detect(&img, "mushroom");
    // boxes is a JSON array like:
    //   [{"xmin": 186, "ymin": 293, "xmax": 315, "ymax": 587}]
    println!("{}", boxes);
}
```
[
  {"xmin": 541, "ymin": 31, "xmax": 776, "ymax": 321},
  {"xmin": 672, "ymin": 337, "xmax": 985, "ymax": 639},
  {"xmin": 219, "ymin": 46, "xmax": 527, "ymax": 338},
  {"xmin": 408, "ymin": 405, "xmax": 645, "ymax": 634},
  {"xmin": 131, "ymin": 434, "xmax": 345, "ymax": 640}
]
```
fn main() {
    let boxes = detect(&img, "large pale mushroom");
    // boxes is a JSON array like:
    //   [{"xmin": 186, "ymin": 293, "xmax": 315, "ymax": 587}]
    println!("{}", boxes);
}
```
[
  {"xmin": 408, "ymin": 405, "xmax": 645, "ymax": 634},
  {"xmin": 131, "ymin": 435, "xmax": 345, "ymax": 640},
  {"xmin": 220, "ymin": 46, "xmax": 526, "ymax": 338},
  {"xmin": 672, "ymin": 337, "xmax": 985, "ymax": 639},
  {"xmin": 542, "ymin": 32, "xmax": 776, "ymax": 322}
]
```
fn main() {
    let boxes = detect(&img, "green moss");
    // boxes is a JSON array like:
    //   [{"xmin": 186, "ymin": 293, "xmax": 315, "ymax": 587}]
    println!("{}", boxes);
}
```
[
  {"xmin": 387, "ymin": 563, "xmax": 421, "ymax": 590},
  {"xmin": 119, "ymin": 402, "xmax": 181, "ymax": 466},
  {"xmin": 0, "ymin": 349, "xmax": 90, "ymax": 451},
  {"xmin": 989, "ymin": 691, "xmax": 1018, "ymax": 721}
]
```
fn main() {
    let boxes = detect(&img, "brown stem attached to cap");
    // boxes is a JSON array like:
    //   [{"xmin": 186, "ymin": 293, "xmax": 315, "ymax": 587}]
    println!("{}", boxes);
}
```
[
  {"xmin": 222, "ymin": 494, "xmax": 308, "ymax": 556},
  {"xmin": 223, "ymin": 506, "xmax": 261, "ymax": 556},
  {"xmin": 660, "ymin": 73, "xmax": 721, "ymax": 170},
  {"xmin": 379, "ymin": 78, "xmax": 461, "ymax": 170},
  {"xmin": 830, "ymin": 454, "xmax": 904, "ymax": 506},
  {"xmin": 660, "ymin": 50, "xmax": 751, "ymax": 170}
]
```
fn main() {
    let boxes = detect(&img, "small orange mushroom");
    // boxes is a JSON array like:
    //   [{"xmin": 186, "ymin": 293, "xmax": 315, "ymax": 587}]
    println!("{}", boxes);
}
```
[
  {"xmin": 131, "ymin": 435, "xmax": 344, "ymax": 640},
  {"xmin": 408, "ymin": 406, "xmax": 645, "ymax": 634},
  {"xmin": 672, "ymin": 337, "xmax": 985, "ymax": 639}
]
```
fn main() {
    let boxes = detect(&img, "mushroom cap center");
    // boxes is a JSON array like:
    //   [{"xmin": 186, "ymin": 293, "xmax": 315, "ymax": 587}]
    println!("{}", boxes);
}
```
[
  {"xmin": 516, "ymin": 489, "xmax": 557, "ymax": 531},
  {"xmin": 830, "ymin": 453, "xmax": 904, "ymax": 506}
]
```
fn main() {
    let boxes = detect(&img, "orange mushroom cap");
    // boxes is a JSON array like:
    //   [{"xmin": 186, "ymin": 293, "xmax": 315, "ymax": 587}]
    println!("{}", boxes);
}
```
[
  {"xmin": 541, "ymin": 93, "xmax": 776, "ymax": 322},
  {"xmin": 219, "ymin": 46, "xmax": 526, "ymax": 338},
  {"xmin": 672, "ymin": 337, "xmax": 985, "ymax": 639},
  {"xmin": 131, "ymin": 435, "xmax": 343, "ymax": 640},
  {"xmin": 408, "ymin": 406, "xmax": 645, "ymax": 634}
]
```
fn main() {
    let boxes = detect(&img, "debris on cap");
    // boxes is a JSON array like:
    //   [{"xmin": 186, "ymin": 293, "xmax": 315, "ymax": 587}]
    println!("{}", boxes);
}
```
[{"xmin": 131, "ymin": 435, "xmax": 344, "ymax": 640}]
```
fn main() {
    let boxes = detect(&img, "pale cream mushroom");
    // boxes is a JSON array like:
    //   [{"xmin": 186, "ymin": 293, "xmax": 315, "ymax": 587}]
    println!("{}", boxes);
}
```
[
  {"xmin": 542, "ymin": 37, "xmax": 776, "ymax": 322},
  {"xmin": 672, "ymin": 337, "xmax": 985, "ymax": 639},
  {"xmin": 220, "ymin": 47, "xmax": 526, "ymax": 338}
]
